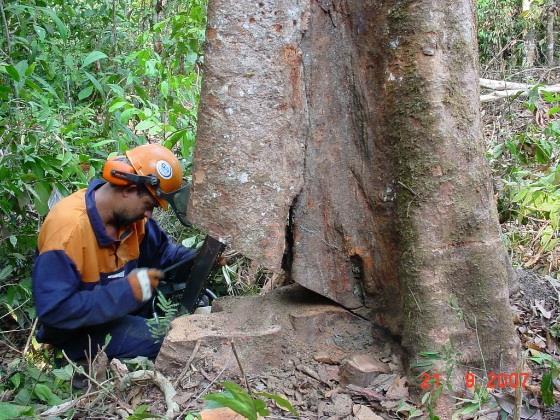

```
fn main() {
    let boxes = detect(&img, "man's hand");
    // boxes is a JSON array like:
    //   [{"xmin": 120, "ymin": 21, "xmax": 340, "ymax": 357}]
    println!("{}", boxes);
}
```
[{"xmin": 128, "ymin": 268, "xmax": 164, "ymax": 302}]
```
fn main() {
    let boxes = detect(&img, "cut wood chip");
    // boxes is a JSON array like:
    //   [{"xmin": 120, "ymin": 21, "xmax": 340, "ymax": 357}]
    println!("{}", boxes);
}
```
[
  {"xmin": 385, "ymin": 375, "xmax": 409, "ymax": 400},
  {"xmin": 370, "ymin": 373, "xmax": 396, "ymax": 392},
  {"xmin": 534, "ymin": 300, "xmax": 553, "ymax": 319},
  {"xmin": 527, "ymin": 335, "xmax": 547, "ymax": 351},
  {"xmin": 353, "ymin": 404, "xmax": 384, "ymax": 420}
]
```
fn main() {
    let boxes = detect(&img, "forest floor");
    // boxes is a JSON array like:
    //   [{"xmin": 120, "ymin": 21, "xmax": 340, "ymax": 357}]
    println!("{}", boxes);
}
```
[
  {"xmin": 1, "ymin": 267, "xmax": 557, "ymax": 419},
  {"xmin": 86, "ymin": 267, "xmax": 557, "ymax": 420}
]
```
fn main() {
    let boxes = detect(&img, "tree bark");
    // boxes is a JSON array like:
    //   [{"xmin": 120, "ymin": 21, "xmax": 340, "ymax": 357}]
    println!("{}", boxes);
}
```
[
  {"xmin": 523, "ymin": 0, "xmax": 537, "ymax": 68},
  {"xmin": 546, "ymin": 2, "xmax": 557, "ymax": 65},
  {"xmin": 189, "ymin": 0, "xmax": 518, "ymax": 376}
]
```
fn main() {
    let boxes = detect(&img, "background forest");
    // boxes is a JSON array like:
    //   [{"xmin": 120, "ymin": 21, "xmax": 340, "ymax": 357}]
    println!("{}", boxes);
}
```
[{"xmin": 1, "ymin": 0, "xmax": 560, "ymax": 418}]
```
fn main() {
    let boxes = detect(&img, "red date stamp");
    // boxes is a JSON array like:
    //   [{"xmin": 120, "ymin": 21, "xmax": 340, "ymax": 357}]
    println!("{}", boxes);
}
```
[{"xmin": 419, "ymin": 371, "xmax": 530, "ymax": 391}]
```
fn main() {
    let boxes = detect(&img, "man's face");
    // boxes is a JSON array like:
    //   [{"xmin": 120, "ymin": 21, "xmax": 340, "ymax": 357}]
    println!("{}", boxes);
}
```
[{"xmin": 114, "ymin": 187, "xmax": 159, "ymax": 227}]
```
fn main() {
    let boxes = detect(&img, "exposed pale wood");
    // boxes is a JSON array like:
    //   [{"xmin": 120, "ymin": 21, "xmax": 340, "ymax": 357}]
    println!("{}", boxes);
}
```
[
  {"xmin": 480, "ymin": 85, "xmax": 560, "ymax": 102},
  {"xmin": 479, "ymin": 78, "xmax": 530, "ymax": 90},
  {"xmin": 39, "ymin": 391, "xmax": 103, "ymax": 417}
]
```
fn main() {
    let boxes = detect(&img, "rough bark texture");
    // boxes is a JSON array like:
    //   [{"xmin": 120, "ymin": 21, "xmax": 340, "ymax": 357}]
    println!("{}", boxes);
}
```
[
  {"xmin": 546, "ymin": 3, "xmax": 557, "ymax": 65},
  {"xmin": 188, "ymin": 0, "xmax": 307, "ymax": 268},
  {"xmin": 189, "ymin": 0, "xmax": 518, "ymax": 372},
  {"xmin": 523, "ymin": 0, "xmax": 537, "ymax": 68},
  {"xmin": 385, "ymin": 0, "xmax": 518, "ymax": 371}
]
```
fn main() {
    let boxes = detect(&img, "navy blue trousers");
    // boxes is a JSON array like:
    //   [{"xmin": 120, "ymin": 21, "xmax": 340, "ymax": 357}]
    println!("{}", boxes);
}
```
[{"xmin": 59, "ymin": 314, "xmax": 161, "ymax": 361}]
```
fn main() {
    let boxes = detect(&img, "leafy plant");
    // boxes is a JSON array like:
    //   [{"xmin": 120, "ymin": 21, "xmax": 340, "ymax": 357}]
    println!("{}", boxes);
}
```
[
  {"xmin": 489, "ymin": 88, "xmax": 560, "ymax": 263},
  {"xmin": 204, "ymin": 381, "xmax": 298, "ymax": 420},
  {"xmin": 451, "ymin": 385, "xmax": 491, "ymax": 420},
  {"xmin": 127, "ymin": 404, "xmax": 164, "ymax": 420},
  {"xmin": 528, "ymin": 349, "xmax": 560, "ymax": 406},
  {"xmin": 0, "ymin": 358, "xmax": 74, "ymax": 413},
  {"xmin": 147, "ymin": 290, "xmax": 180, "ymax": 341}
]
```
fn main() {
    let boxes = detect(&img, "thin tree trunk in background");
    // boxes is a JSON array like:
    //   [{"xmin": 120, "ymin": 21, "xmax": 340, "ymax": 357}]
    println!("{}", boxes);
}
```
[
  {"xmin": 189, "ymin": 0, "xmax": 518, "ymax": 381},
  {"xmin": 546, "ymin": 2, "xmax": 557, "ymax": 65},
  {"xmin": 523, "ymin": 0, "xmax": 537, "ymax": 68},
  {"xmin": 112, "ymin": 0, "xmax": 117, "ymax": 55},
  {"xmin": 0, "ymin": 0, "xmax": 11, "ymax": 57}
]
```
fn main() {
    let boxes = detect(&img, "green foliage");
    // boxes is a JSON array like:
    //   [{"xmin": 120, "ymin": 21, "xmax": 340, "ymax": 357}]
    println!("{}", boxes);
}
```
[
  {"xmin": 477, "ymin": 0, "xmax": 522, "ymax": 67},
  {"xmin": 127, "ymin": 404, "xmax": 164, "ymax": 420},
  {"xmin": 490, "ymin": 89, "xmax": 560, "ymax": 254},
  {"xmin": 204, "ymin": 381, "xmax": 298, "ymax": 420},
  {"xmin": 528, "ymin": 349, "xmax": 560, "ymax": 407},
  {"xmin": 477, "ymin": 0, "xmax": 553, "ymax": 69},
  {"xmin": 0, "ymin": 0, "xmax": 207, "ymax": 278},
  {"xmin": 451, "ymin": 386, "xmax": 491, "ymax": 420},
  {"xmin": 0, "ymin": 358, "xmax": 74, "ymax": 415},
  {"xmin": 147, "ymin": 290, "xmax": 180, "ymax": 341},
  {"xmin": 0, "ymin": 403, "xmax": 35, "ymax": 420},
  {"xmin": 394, "ymin": 401, "xmax": 423, "ymax": 419}
]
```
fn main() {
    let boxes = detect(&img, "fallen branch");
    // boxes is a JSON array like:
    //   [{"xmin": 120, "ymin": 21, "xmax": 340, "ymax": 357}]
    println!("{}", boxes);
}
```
[
  {"xmin": 119, "ymin": 369, "xmax": 179, "ymax": 419},
  {"xmin": 480, "ymin": 78, "xmax": 530, "ymax": 90},
  {"xmin": 39, "ymin": 390, "xmax": 103, "ymax": 417},
  {"xmin": 480, "ymin": 82, "xmax": 560, "ymax": 102},
  {"xmin": 173, "ymin": 339, "xmax": 201, "ymax": 388}
]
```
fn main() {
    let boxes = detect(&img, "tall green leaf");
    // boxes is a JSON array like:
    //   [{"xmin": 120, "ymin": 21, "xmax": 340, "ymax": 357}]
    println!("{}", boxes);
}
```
[
  {"xmin": 541, "ymin": 372, "xmax": 554, "ymax": 406},
  {"xmin": 0, "ymin": 403, "xmax": 34, "ymax": 420},
  {"xmin": 40, "ymin": 7, "xmax": 69, "ymax": 38},
  {"xmin": 81, "ymin": 51, "xmax": 108, "ymax": 69}
]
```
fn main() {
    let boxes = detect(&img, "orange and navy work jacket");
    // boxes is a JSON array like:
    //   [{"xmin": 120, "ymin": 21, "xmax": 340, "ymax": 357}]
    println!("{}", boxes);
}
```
[{"xmin": 32, "ymin": 180, "xmax": 195, "ymax": 342}]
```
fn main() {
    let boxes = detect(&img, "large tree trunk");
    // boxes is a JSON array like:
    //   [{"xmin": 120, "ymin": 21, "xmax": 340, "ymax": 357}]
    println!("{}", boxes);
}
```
[{"xmin": 189, "ymin": 0, "xmax": 518, "ymax": 376}]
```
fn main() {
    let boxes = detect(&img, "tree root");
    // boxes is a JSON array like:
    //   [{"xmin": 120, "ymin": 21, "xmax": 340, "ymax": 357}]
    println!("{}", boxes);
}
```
[{"xmin": 118, "ymin": 369, "xmax": 180, "ymax": 419}]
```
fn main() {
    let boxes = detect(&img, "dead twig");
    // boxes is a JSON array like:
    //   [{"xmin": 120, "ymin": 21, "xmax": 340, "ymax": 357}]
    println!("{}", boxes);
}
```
[
  {"xmin": 22, "ymin": 318, "xmax": 37, "ymax": 356},
  {"xmin": 346, "ymin": 384, "xmax": 385, "ymax": 404},
  {"xmin": 61, "ymin": 351, "xmax": 112, "ymax": 393},
  {"xmin": 397, "ymin": 181, "xmax": 419, "ymax": 217},
  {"xmin": 462, "ymin": 407, "xmax": 500, "ymax": 419},
  {"xmin": 39, "ymin": 389, "xmax": 103, "ymax": 417},
  {"xmin": 513, "ymin": 349, "xmax": 524, "ymax": 420},
  {"xmin": 473, "ymin": 316, "xmax": 488, "ymax": 379},
  {"xmin": 231, "ymin": 340, "xmax": 252, "ymax": 395},
  {"xmin": 177, "ymin": 363, "xmax": 229, "ymax": 418},
  {"xmin": 295, "ymin": 364, "xmax": 330, "ymax": 386},
  {"xmin": 174, "ymin": 339, "xmax": 201, "ymax": 388}
]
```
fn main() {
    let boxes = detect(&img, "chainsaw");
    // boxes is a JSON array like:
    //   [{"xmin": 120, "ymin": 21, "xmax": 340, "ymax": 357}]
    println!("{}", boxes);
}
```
[{"xmin": 156, "ymin": 182, "xmax": 225, "ymax": 312}]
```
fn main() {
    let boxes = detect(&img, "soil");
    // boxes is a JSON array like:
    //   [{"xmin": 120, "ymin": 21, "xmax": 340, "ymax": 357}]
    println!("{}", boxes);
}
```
[
  {"xmin": 156, "ymin": 285, "xmax": 405, "ymax": 419},
  {"xmin": 141, "ymin": 270, "xmax": 560, "ymax": 419}
]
